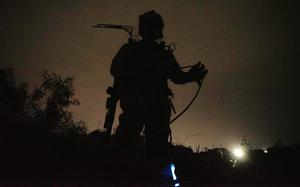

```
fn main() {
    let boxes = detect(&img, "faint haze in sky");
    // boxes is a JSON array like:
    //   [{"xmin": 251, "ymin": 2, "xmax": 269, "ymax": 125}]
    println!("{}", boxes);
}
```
[{"xmin": 1, "ymin": 0, "xmax": 299, "ymax": 149}]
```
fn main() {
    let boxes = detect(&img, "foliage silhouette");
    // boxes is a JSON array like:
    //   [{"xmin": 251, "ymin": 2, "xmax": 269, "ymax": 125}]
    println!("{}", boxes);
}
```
[
  {"xmin": 0, "ymin": 67, "xmax": 86, "ymax": 136},
  {"xmin": 26, "ymin": 70, "xmax": 87, "ymax": 135}
]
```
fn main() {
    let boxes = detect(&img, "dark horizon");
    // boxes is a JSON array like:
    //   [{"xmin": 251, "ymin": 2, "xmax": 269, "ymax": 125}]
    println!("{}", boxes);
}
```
[{"xmin": 1, "ymin": 0, "xmax": 299, "ymax": 149}]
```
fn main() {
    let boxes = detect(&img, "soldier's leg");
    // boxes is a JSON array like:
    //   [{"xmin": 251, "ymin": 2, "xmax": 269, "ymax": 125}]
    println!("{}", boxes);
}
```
[
  {"xmin": 145, "ymin": 95, "xmax": 171, "ymax": 163},
  {"xmin": 143, "ymin": 95, "xmax": 172, "ymax": 184},
  {"xmin": 116, "ymin": 94, "xmax": 145, "ymax": 146}
]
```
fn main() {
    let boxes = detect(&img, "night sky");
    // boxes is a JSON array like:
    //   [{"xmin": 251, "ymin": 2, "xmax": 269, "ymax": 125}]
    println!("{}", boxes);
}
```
[{"xmin": 1, "ymin": 0, "xmax": 299, "ymax": 149}]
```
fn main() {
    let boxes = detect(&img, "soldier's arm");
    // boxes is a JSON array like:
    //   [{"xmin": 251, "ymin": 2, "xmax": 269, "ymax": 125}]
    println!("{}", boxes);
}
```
[{"xmin": 167, "ymin": 54, "xmax": 196, "ymax": 84}]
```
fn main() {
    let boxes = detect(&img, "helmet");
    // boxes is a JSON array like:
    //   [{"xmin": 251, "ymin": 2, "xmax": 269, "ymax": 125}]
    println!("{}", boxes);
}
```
[{"xmin": 138, "ymin": 10, "xmax": 164, "ymax": 40}]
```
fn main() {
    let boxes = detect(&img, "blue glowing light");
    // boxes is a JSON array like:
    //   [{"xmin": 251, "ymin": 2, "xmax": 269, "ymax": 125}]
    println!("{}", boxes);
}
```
[
  {"xmin": 170, "ymin": 163, "xmax": 177, "ymax": 181},
  {"xmin": 169, "ymin": 163, "xmax": 180, "ymax": 187}
]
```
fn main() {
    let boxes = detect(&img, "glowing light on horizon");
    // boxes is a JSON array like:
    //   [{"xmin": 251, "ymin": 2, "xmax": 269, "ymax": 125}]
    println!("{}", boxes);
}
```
[{"xmin": 233, "ymin": 148, "xmax": 245, "ymax": 159}]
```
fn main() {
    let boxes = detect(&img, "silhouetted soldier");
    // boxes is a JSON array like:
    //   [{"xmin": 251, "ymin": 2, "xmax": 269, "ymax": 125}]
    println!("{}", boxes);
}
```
[{"xmin": 111, "ymin": 10, "xmax": 206, "ymax": 169}]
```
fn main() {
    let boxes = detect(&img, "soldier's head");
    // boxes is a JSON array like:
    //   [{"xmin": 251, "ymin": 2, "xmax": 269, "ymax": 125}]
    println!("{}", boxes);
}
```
[{"xmin": 138, "ymin": 10, "xmax": 164, "ymax": 41}]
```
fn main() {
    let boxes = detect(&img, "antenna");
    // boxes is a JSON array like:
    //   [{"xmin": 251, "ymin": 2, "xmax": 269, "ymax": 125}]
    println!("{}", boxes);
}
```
[{"xmin": 92, "ymin": 23, "xmax": 135, "ymax": 42}]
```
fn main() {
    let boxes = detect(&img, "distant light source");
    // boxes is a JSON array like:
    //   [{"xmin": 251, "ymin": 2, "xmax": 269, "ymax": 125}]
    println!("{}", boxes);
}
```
[
  {"xmin": 175, "ymin": 183, "xmax": 180, "ymax": 187},
  {"xmin": 233, "ymin": 148, "xmax": 245, "ymax": 159},
  {"xmin": 264, "ymin": 150, "xmax": 268, "ymax": 154}
]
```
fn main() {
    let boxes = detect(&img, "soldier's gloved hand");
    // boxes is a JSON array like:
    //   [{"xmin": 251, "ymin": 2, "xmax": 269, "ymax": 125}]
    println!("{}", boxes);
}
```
[{"xmin": 188, "ymin": 62, "xmax": 208, "ymax": 82}]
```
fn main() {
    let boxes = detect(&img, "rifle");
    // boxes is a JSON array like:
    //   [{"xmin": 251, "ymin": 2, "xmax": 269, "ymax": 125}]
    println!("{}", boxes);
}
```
[{"xmin": 103, "ymin": 84, "xmax": 118, "ymax": 136}]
